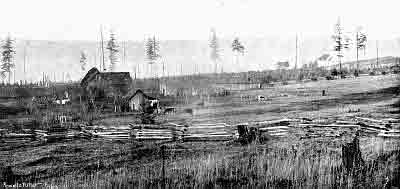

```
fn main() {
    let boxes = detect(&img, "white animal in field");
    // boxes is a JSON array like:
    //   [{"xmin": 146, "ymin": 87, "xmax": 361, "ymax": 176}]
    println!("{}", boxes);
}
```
[
  {"xmin": 54, "ymin": 98, "xmax": 70, "ymax": 105},
  {"xmin": 61, "ymin": 98, "xmax": 70, "ymax": 105},
  {"xmin": 257, "ymin": 95, "xmax": 266, "ymax": 102},
  {"xmin": 54, "ymin": 99, "xmax": 61, "ymax": 104}
]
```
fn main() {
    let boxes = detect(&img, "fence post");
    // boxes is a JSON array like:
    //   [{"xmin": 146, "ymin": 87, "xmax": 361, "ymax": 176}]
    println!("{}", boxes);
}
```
[{"xmin": 161, "ymin": 145, "xmax": 166, "ymax": 189}]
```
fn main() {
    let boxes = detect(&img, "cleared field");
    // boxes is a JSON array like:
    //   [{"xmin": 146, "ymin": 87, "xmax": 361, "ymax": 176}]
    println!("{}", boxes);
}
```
[
  {"xmin": 163, "ymin": 74, "xmax": 399, "ymax": 124},
  {"xmin": 1, "ymin": 74, "xmax": 399, "ymax": 188}
]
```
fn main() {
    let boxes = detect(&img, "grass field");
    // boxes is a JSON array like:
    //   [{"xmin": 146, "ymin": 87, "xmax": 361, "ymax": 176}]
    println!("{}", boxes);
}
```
[{"xmin": 1, "ymin": 74, "xmax": 399, "ymax": 188}]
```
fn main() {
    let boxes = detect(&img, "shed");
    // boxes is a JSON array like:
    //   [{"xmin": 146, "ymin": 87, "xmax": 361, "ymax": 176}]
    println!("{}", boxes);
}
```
[{"xmin": 125, "ymin": 89, "xmax": 158, "ymax": 112}]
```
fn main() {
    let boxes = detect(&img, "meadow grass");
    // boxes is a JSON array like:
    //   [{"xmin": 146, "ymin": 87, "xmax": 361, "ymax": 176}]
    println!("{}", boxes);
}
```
[{"xmin": 42, "ymin": 137, "xmax": 399, "ymax": 188}]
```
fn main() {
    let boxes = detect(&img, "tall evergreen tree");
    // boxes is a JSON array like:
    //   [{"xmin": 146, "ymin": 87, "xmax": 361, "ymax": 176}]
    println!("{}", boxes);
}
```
[
  {"xmin": 145, "ymin": 36, "xmax": 160, "ymax": 77},
  {"xmin": 1, "ymin": 35, "xmax": 16, "ymax": 83},
  {"xmin": 106, "ymin": 32, "xmax": 119, "ymax": 71},
  {"xmin": 355, "ymin": 27, "xmax": 367, "ymax": 75},
  {"xmin": 209, "ymin": 28, "xmax": 220, "ymax": 73},
  {"xmin": 80, "ymin": 50, "xmax": 87, "ymax": 71},
  {"xmin": 332, "ymin": 18, "xmax": 350, "ymax": 77},
  {"xmin": 231, "ymin": 37, "xmax": 245, "ymax": 70}
]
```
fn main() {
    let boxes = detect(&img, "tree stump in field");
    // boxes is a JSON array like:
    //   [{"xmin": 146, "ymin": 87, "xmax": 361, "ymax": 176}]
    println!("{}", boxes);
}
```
[
  {"xmin": 237, "ymin": 125, "xmax": 258, "ymax": 145},
  {"xmin": 342, "ymin": 134, "xmax": 364, "ymax": 173},
  {"xmin": 237, "ymin": 125, "xmax": 249, "ymax": 145}
]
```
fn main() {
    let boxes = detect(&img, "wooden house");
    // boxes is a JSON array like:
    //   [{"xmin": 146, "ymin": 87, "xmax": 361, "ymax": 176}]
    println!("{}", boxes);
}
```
[
  {"xmin": 80, "ymin": 67, "xmax": 132, "ymax": 99},
  {"xmin": 125, "ymin": 89, "xmax": 159, "ymax": 112}
]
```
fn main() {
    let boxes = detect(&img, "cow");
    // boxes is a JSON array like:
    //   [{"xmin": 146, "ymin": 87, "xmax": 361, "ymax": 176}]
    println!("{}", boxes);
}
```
[
  {"xmin": 257, "ymin": 95, "xmax": 266, "ymax": 102},
  {"xmin": 164, "ymin": 107, "xmax": 176, "ymax": 115}
]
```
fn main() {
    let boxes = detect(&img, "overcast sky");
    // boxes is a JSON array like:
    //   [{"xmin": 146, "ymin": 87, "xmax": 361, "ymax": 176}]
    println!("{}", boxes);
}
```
[{"xmin": 1, "ymin": 0, "xmax": 400, "ymax": 41}]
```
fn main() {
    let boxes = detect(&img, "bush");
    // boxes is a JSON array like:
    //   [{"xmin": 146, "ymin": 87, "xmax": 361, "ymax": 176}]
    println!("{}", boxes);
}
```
[
  {"xmin": 325, "ymin": 76, "xmax": 334, "ymax": 80},
  {"xmin": 369, "ymin": 72, "xmax": 376, "ymax": 76},
  {"xmin": 353, "ymin": 70, "xmax": 359, "ymax": 77},
  {"xmin": 311, "ymin": 77, "xmax": 318, "ymax": 81},
  {"xmin": 331, "ymin": 68, "xmax": 339, "ymax": 76}
]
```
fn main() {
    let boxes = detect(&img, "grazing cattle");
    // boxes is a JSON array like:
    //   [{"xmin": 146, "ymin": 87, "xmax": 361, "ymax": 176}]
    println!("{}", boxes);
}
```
[
  {"xmin": 164, "ymin": 107, "xmax": 176, "ymax": 115},
  {"xmin": 257, "ymin": 95, "xmax": 266, "ymax": 102}
]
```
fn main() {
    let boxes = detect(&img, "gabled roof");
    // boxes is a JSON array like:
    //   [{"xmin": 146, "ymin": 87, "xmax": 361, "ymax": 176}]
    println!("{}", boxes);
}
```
[
  {"xmin": 125, "ymin": 89, "xmax": 157, "ymax": 101},
  {"xmin": 80, "ymin": 67, "xmax": 100, "ymax": 87},
  {"xmin": 97, "ymin": 72, "xmax": 131, "ymax": 84},
  {"xmin": 80, "ymin": 67, "xmax": 132, "ymax": 87}
]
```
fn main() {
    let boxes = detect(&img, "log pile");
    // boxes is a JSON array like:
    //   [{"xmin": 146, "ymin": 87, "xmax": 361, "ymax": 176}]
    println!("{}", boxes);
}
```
[
  {"xmin": 254, "ymin": 119, "xmax": 292, "ymax": 137},
  {"xmin": 129, "ymin": 123, "xmax": 186, "ymax": 141},
  {"xmin": 1, "ymin": 116, "xmax": 398, "ymax": 146},
  {"xmin": 86, "ymin": 125, "xmax": 131, "ymax": 141},
  {"xmin": 292, "ymin": 116, "xmax": 400, "ymax": 139},
  {"xmin": 182, "ymin": 123, "xmax": 236, "ymax": 142}
]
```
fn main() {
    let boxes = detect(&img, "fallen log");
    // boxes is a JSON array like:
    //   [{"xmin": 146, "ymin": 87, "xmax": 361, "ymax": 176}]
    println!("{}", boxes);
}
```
[
  {"xmin": 259, "ymin": 126, "xmax": 290, "ymax": 131},
  {"xmin": 255, "ymin": 119, "xmax": 291, "ymax": 126},
  {"xmin": 269, "ymin": 132, "xmax": 288, "ymax": 136},
  {"xmin": 377, "ymin": 133, "xmax": 400, "ymax": 138},
  {"xmin": 357, "ymin": 122, "xmax": 390, "ymax": 131},
  {"xmin": 264, "ymin": 129, "xmax": 289, "ymax": 133},
  {"xmin": 356, "ymin": 117, "xmax": 387, "ymax": 124},
  {"xmin": 183, "ymin": 134, "xmax": 232, "ymax": 138},
  {"xmin": 130, "ymin": 124, "xmax": 186, "ymax": 131},
  {"xmin": 298, "ymin": 123, "xmax": 359, "ymax": 128},
  {"xmin": 335, "ymin": 120, "xmax": 358, "ymax": 125},
  {"xmin": 182, "ymin": 136, "xmax": 233, "ymax": 142},
  {"xmin": 3, "ymin": 133, "xmax": 34, "ymax": 138},
  {"xmin": 135, "ymin": 136, "xmax": 173, "ymax": 140}
]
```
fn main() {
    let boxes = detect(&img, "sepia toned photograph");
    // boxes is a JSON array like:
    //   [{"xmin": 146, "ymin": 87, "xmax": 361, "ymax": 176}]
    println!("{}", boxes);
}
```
[{"xmin": 0, "ymin": 0, "xmax": 399, "ymax": 188}]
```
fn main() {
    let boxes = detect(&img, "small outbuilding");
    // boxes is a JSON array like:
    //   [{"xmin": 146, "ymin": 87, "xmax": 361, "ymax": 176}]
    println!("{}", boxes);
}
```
[{"xmin": 125, "ymin": 89, "xmax": 159, "ymax": 112}]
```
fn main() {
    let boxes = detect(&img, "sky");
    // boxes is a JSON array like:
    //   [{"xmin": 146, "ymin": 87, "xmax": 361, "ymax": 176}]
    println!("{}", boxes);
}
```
[{"xmin": 1, "ymin": 0, "xmax": 400, "ymax": 41}]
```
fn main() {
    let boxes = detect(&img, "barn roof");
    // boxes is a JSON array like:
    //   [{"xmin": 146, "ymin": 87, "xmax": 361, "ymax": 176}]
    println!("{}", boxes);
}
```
[
  {"xmin": 80, "ymin": 67, "xmax": 132, "ymax": 88},
  {"xmin": 125, "ymin": 89, "xmax": 157, "ymax": 101},
  {"xmin": 98, "ymin": 72, "xmax": 131, "ymax": 84},
  {"xmin": 80, "ymin": 67, "xmax": 100, "ymax": 87}
]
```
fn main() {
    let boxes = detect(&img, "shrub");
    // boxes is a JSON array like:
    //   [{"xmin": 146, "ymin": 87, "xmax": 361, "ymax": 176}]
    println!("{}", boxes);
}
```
[
  {"xmin": 311, "ymin": 77, "xmax": 318, "ymax": 81},
  {"xmin": 331, "ymin": 68, "xmax": 339, "ymax": 76},
  {"xmin": 326, "ymin": 76, "xmax": 334, "ymax": 80},
  {"xmin": 353, "ymin": 70, "xmax": 359, "ymax": 77}
]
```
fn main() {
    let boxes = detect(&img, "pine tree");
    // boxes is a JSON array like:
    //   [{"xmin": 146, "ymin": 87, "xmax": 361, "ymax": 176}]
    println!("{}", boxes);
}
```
[
  {"xmin": 145, "ymin": 36, "xmax": 160, "ymax": 64},
  {"xmin": 209, "ymin": 28, "xmax": 220, "ymax": 73},
  {"xmin": 1, "ymin": 35, "xmax": 16, "ymax": 83},
  {"xmin": 145, "ymin": 36, "xmax": 161, "ymax": 77},
  {"xmin": 332, "ymin": 18, "xmax": 350, "ymax": 77},
  {"xmin": 231, "ymin": 37, "xmax": 245, "ymax": 70},
  {"xmin": 355, "ymin": 27, "xmax": 367, "ymax": 75},
  {"xmin": 80, "ymin": 50, "xmax": 87, "ymax": 71},
  {"xmin": 106, "ymin": 32, "xmax": 119, "ymax": 71}
]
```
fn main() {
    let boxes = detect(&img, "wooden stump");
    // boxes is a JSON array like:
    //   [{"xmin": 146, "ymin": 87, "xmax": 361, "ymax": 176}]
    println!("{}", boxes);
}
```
[
  {"xmin": 342, "ymin": 135, "xmax": 364, "ymax": 173},
  {"xmin": 237, "ymin": 125, "xmax": 259, "ymax": 145}
]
